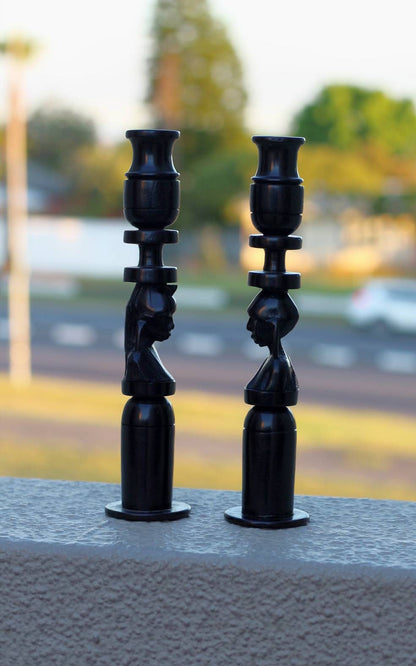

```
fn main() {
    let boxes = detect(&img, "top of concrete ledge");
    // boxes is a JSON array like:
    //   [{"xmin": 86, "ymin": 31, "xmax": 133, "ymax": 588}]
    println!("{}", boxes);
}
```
[{"xmin": 1, "ymin": 477, "xmax": 415, "ymax": 575}]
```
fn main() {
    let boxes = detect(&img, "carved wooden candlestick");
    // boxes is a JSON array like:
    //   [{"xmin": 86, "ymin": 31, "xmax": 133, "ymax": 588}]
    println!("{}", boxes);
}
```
[
  {"xmin": 105, "ymin": 129, "xmax": 190, "ymax": 521},
  {"xmin": 225, "ymin": 136, "xmax": 309, "ymax": 529}
]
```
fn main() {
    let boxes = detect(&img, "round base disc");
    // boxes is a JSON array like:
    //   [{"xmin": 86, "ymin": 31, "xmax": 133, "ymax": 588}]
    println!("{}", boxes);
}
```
[
  {"xmin": 105, "ymin": 500, "xmax": 191, "ymax": 522},
  {"xmin": 224, "ymin": 506, "xmax": 309, "ymax": 529}
]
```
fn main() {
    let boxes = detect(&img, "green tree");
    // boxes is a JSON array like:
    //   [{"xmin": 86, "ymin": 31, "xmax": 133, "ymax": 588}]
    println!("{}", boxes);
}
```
[
  {"xmin": 27, "ymin": 106, "xmax": 97, "ymax": 172},
  {"xmin": 67, "ymin": 142, "xmax": 129, "ymax": 217},
  {"xmin": 180, "ymin": 147, "xmax": 256, "ymax": 227},
  {"xmin": 292, "ymin": 84, "xmax": 416, "ymax": 156},
  {"xmin": 146, "ymin": 0, "xmax": 252, "ymax": 228},
  {"xmin": 147, "ymin": 0, "xmax": 247, "ymax": 162}
]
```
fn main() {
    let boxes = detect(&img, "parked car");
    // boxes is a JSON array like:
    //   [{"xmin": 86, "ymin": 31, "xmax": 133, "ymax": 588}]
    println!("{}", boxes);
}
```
[{"xmin": 347, "ymin": 279, "xmax": 416, "ymax": 334}]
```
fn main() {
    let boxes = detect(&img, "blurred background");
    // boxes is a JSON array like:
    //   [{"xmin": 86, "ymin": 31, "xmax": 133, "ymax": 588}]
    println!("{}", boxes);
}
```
[{"xmin": 1, "ymin": 0, "xmax": 415, "ymax": 499}]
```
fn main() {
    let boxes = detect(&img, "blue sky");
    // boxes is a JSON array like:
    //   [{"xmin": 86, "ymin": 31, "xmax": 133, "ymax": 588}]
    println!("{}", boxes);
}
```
[{"xmin": 2, "ymin": 0, "xmax": 416, "ymax": 141}]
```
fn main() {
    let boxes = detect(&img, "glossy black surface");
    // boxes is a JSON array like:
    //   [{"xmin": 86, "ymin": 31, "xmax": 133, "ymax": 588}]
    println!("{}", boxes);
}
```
[
  {"xmin": 123, "ymin": 129, "xmax": 180, "ymax": 229},
  {"xmin": 106, "ymin": 129, "xmax": 190, "ymax": 521},
  {"xmin": 224, "ymin": 506, "xmax": 309, "ymax": 529},
  {"xmin": 121, "ymin": 401, "xmax": 174, "ymax": 512},
  {"xmin": 225, "ymin": 136, "xmax": 309, "ymax": 529},
  {"xmin": 250, "ymin": 136, "xmax": 305, "ymax": 236},
  {"xmin": 122, "ymin": 284, "xmax": 177, "ymax": 397},
  {"xmin": 105, "ymin": 500, "xmax": 191, "ymax": 522}
]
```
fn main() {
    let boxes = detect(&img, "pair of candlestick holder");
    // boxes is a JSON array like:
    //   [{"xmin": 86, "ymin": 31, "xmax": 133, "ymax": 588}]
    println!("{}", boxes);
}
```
[{"xmin": 105, "ymin": 129, "xmax": 309, "ymax": 529}]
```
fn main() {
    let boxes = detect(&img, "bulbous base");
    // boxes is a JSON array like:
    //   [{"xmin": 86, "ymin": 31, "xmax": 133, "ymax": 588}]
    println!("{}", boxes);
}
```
[
  {"xmin": 224, "ymin": 506, "xmax": 309, "ymax": 529},
  {"xmin": 105, "ymin": 500, "xmax": 191, "ymax": 522}
]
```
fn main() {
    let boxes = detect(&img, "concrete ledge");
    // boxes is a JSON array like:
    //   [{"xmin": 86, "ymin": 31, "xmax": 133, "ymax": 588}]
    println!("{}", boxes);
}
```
[{"xmin": 1, "ymin": 478, "xmax": 415, "ymax": 665}]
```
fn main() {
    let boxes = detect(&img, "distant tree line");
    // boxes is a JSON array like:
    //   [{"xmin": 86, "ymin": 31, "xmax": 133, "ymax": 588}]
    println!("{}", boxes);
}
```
[
  {"xmin": 291, "ymin": 84, "xmax": 416, "ymax": 216},
  {"xmin": 2, "ymin": 1, "xmax": 416, "ymax": 224},
  {"xmin": 1, "ymin": 0, "xmax": 255, "ymax": 224}
]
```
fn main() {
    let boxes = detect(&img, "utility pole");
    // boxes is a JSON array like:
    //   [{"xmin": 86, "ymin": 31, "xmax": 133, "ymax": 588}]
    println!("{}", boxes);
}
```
[{"xmin": 1, "ymin": 37, "xmax": 35, "ymax": 386}]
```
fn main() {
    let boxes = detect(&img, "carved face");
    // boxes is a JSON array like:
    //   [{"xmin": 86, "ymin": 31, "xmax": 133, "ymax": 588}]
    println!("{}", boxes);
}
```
[
  {"xmin": 143, "ymin": 311, "xmax": 175, "ymax": 342},
  {"xmin": 247, "ymin": 289, "xmax": 299, "ymax": 350},
  {"xmin": 246, "ymin": 291, "xmax": 279, "ymax": 349},
  {"xmin": 247, "ymin": 315, "xmax": 273, "ymax": 347},
  {"xmin": 136, "ymin": 285, "xmax": 177, "ymax": 345}
]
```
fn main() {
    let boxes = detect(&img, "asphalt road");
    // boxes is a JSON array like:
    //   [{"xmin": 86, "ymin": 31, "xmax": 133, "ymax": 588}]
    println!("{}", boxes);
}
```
[{"xmin": 1, "ymin": 301, "xmax": 416, "ymax": 415}]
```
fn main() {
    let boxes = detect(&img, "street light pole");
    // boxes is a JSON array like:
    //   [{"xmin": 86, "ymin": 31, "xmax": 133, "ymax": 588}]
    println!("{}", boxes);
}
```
[{"xmin": 3, "ymin": 38, "xmax": 33, "ymax": 386}]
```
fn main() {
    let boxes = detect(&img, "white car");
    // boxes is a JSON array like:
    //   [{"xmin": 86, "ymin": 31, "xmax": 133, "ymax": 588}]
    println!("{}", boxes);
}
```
[{"xmin": 347, "ymin": 279, "xmax": 416, "ymax": 334}]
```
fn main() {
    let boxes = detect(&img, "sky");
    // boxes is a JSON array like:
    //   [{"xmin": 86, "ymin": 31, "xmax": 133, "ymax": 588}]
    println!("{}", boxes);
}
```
[{"xmin": 2, "ymin": 0, "xmax": 416, "ymax": 143}]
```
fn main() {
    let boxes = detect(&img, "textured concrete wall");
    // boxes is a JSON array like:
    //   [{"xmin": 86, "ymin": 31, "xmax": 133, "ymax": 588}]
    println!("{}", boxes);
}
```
[{"xmin": 1, "ymin": 478, "xmax": 415, "ymax": 665}]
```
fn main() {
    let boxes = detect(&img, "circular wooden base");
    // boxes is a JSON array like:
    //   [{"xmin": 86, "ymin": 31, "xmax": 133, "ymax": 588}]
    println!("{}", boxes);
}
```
[
  {"xmin": 224, "ymin": 506, "xmax": 309, "ymax": 529},
  {"xmin": 105, "ymin": 500, "xmax": 191, "ymax": 522}
]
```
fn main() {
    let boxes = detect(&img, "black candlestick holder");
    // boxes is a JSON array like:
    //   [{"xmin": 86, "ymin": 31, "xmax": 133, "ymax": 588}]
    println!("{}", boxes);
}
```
[
  {"xmin": 105, "ymin": 129, "xmax": 190, "ymax": 521},
  {"xmin": 225, "ymin": 136, "xmax": 310, "ymax": 529}
]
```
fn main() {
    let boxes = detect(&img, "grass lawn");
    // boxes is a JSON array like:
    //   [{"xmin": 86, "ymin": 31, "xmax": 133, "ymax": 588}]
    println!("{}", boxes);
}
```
[{"xmin": 1, "ymin": 373, "xmax": 415, "ymax": 501}]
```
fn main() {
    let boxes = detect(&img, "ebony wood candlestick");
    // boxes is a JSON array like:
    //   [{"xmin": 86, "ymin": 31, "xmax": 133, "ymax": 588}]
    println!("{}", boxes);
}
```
[
  {"xmin": 225, "ymin": 136, "xmax": 309, "ymax": 529},
  {"xmin": 105, "ymin": 129, "xmax": 190, "ymax": 521}
]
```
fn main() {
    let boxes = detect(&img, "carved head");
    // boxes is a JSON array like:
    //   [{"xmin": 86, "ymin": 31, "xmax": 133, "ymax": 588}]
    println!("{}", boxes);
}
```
[
  {"xmin": 247, "ymin": 291, "xmax": 278, "ymax": 349},
  {"xmin": 135, "ymin": 284, "xmax": 177, "ymax": 345},
  {"xmin": 246, "ymin": 289, "xmax": 299, "ymax": 352}
]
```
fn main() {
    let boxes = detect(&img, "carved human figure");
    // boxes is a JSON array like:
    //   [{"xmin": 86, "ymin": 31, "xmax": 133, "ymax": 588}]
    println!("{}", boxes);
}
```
[
  {"xmin": 245, "ymin": 289, "xmax": 298, "ymax": 405},
  {"xmin": 105, "ymin": 129, "xmax": 190, "ymax": 522},
  {"xmin": 225, "ymin": 134, "xmax": 308, "ymax": 529},
  {"xmin": 122, "ymin": 283, "xmax": 176, "ymax": 394}
]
